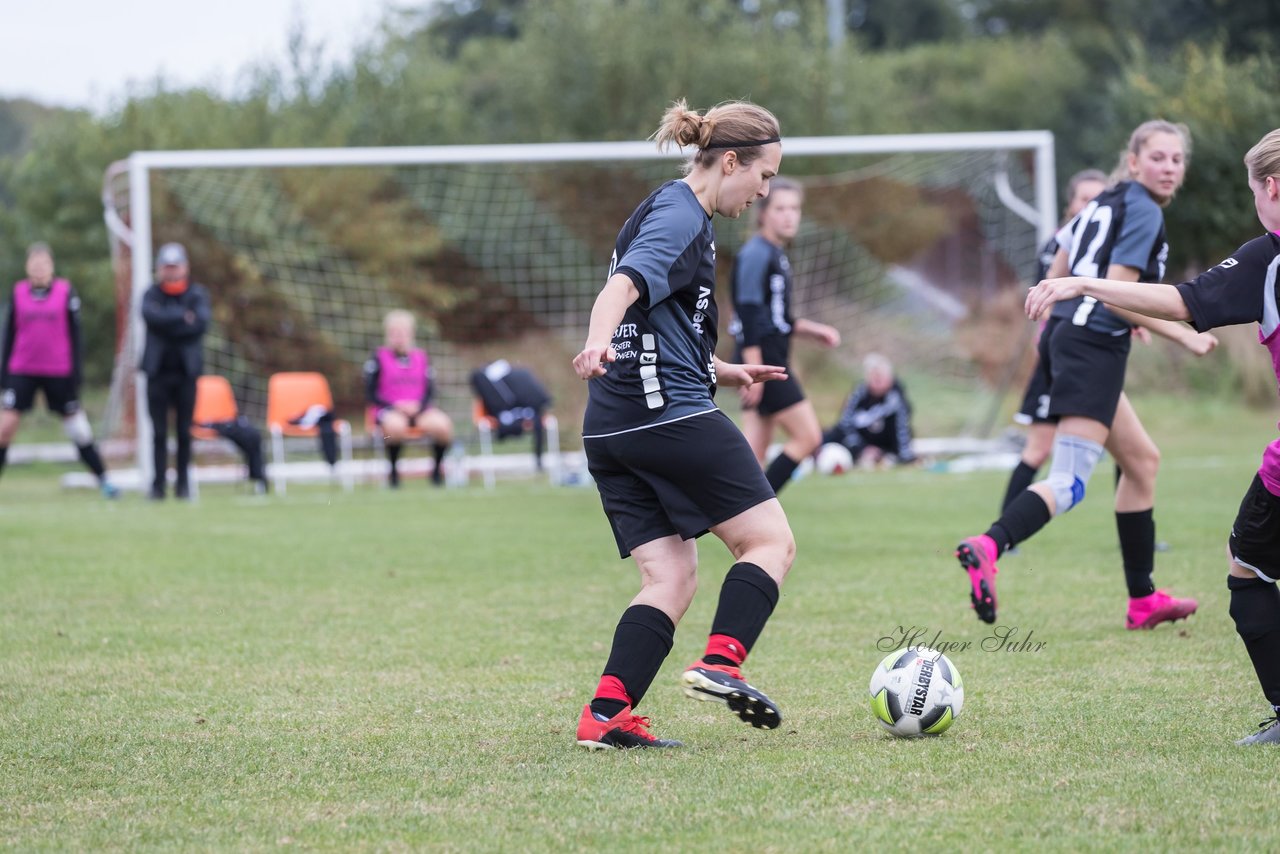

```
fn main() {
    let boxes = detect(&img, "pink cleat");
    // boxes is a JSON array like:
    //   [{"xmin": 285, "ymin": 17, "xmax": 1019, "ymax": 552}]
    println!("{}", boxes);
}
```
[
  {"xmin": 1126, "ymin": 589, "xmax": 1198, "ymax": 630},
  {"xmin": 955, "ymin": 535, "xmax": 999, "ymax": 624}
]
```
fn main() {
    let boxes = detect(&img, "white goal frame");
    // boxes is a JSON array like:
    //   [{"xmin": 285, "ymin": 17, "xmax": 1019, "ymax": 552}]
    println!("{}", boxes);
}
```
[{"xmin": 103, "ymin": 131, "xmax": 1056, "ymax": 482}]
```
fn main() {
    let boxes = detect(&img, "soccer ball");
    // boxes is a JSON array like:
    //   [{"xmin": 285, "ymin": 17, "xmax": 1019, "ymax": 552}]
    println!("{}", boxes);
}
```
[
  {"xmin": 868, "ymin": 646, "xmax": 964, "ymax": 737},
  {"xmin": 815, "ymin": 442, "xmax": 855, "ymax": 475}
]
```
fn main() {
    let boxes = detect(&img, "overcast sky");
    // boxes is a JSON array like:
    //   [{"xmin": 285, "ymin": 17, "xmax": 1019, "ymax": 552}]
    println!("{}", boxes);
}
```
[{"xmin": 0, "ymin": 0, "xmax": 389, "ymax": 111}]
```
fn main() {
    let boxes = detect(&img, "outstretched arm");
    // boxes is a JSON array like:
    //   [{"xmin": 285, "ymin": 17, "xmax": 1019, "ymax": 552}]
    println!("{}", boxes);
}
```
[
  {"xmin": 1027, "ymin": 277, "xmax": 1191, "ymax": 323},
  {"xmin": 793, "ymin": 317, "xmax": 841, "ymax": 347},
  {"xmin": 713, "ymin": 355, "xmax": 788, "ymax": 389},
  {"xmin": 738, "ymin": 343, "xmax": 765, "ymax": 408},
  {"xmin": 1027, "ymin": 262, "xmax": 1214, "ymax": 356}
]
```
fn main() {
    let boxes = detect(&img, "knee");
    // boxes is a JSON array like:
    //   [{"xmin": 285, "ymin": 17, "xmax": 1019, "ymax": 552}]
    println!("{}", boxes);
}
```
[
  {"xmin": 795, "ymin": 426, "xmax": 823, "ymax": 457},
  {"xmin": 760, "ymin": 528, "xmax": 797, "ymax": 582},
  {"xmin": 1228, "ymin": 573, "xmax": 1279, "ymax": 639},
  {"xmin": 779, "ymin": 532, "xmax": 797, "ymax": 577},
  {"xmin": 63, "ymin": 411, "xmax": 93, "ymax": 446},
  {"xmin": 641, "ymin": 563, "xmax": 698, "ymax": 608},
  {"xmin": 1024, "ymin": 443, "xmax": 1051, "ymax": 469},
  {"xmin": 1119, "ymin": 445, "xmax": 1160, "ymax": 488},
  {"xmin": 435, "ymin": 414, "xmax": 455, "ymax": 444},
  {"xmin": 676, "ymin": 568, "xmax": 699, "ymax": 603},
  {"xmin": 1138, "ymin": 444, "xmax": 1161, "ymax": 478}
]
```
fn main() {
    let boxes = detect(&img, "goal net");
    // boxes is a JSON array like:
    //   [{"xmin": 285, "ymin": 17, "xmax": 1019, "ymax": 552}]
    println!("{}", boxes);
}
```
[{"xmin": 101, "ymin": 133, "xmax": 1055, "ymax": 478}]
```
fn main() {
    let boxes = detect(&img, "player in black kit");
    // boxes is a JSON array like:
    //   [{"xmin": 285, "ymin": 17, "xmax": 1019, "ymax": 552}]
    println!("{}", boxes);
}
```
[
  {"xmin": 955, "ymin": 120, "xmax": 1217, "ymax": 630},
  {"xmin": 1026, "ymin": 127, "xmax": 1280, "ymax": 745},
  {"xmin": 572, "ymin": 99, "xmax": 794, "ymax": 750},
  {"xmin": 730, "ymin": 177, "xmax": 840, "ymax": 493}
]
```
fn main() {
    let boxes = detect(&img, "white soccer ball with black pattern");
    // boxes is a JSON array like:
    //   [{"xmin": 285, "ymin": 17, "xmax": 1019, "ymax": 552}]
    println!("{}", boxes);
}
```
[
  {"xmin": 815, "ymin": 442, "xmax": 854, "ymax": 476},
  {"xmin": 868, "ymin": 646, "xmax": 964, "ymax": 737}
]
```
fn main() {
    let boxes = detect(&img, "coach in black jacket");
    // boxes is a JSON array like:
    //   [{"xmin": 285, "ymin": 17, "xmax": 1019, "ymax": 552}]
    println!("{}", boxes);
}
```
[{"xmin": 140, "ymin": 242, "xmax": 210, "ymax": 499}]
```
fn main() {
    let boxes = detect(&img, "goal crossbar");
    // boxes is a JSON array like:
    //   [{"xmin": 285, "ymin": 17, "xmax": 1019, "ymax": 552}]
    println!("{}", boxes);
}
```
[{"xmin": 104, "ymin": 130, "xmax": 1056, "ymax": 484}]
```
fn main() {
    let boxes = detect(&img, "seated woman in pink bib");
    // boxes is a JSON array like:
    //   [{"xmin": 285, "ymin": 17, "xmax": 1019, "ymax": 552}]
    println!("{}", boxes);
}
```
[{"xmin": 363, "ymin": 310, "xmax": 454, "ymax": 487}]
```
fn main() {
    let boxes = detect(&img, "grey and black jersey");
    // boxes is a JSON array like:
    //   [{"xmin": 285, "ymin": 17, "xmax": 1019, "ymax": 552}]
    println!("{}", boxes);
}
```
[
  {"xmin": 1050, "ymin": 181, "xmax": 1168, "ymax": 336},
  {"xmin": 729, "ymin": 234, "xmax": 793, "ymax": 353},
  {"xmin": 583, "ymin": 180, "xmax": 720, "ymax": 437},
  {"xmin": 1035, "ymin": 234, "xmax": 1060, "ymax": 281}
]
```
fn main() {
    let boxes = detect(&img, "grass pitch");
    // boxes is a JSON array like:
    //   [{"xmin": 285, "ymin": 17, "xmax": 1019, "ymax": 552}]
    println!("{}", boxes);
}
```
[{"xmin": 2, "ymin": 393, "xmax": 1279, "ymax": 851}]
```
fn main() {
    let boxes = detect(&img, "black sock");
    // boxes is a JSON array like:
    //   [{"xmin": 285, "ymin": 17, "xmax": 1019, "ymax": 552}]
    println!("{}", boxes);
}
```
[
  {"xmin": 431, "ymin": 443, "xmax": 447, "ymax": 484},
  {"xmin": 702, "ymin": 562, "xmax": 780, "ymax": 666},
  {"xmin": 0, "ymin": 445, "xmax": 7, "ymax": 479},
  {"xmin": 985, "ymin": 489, "xmax": 1052, "ymax": 558},
  {"xmin": 590, "ymin": 604, "xmax": 675, "ymax": 718},
  {"xmin": 765, "ymin": 453, "xmax": 800, "ymax": 493},
  {"xmin": 76, "ymin": 443, "xmax": 106, "ymax": 479},
  {"xmin": 386, "ymin": 443, "xmax": 402, "ymax": 483},
  {"xmin": 1001, "ymin": 461, "xmax": 1039, "ymax": 513},
  {"xmin": 1228, "ymin": 574, "xmax": 1280, "ymax": 709},
  {"xmin": 1116, "ymin": 509, "xmax": 1156, "ymax": 598}
]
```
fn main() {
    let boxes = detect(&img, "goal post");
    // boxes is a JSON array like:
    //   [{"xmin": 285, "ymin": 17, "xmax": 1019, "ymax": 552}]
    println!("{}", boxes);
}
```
[{"xmin": 102, "ymin": 131, "xmax": 1056, "ymax": 484}]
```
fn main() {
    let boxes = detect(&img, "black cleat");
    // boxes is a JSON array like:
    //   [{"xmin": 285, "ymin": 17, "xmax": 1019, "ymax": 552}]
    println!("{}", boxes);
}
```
[{"xmin": 681, "ymin": 660, "xmax": 782, "ymax": 729}]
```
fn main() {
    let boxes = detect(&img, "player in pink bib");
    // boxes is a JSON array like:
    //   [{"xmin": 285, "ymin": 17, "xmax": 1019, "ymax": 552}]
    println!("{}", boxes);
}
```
[
  {"xmin": 363, "ymin": 310, "xmax": 453, "ymax": 486},
  {"xmin": 0, "ymin": 243, "xmax": 118, "ymax": 497}
]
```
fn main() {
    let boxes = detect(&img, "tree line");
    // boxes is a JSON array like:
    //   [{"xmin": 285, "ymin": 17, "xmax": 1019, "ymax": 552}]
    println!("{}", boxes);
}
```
[{"xmin": 1, "ymin": 0, "xmax": 1276, "ymax": 386}]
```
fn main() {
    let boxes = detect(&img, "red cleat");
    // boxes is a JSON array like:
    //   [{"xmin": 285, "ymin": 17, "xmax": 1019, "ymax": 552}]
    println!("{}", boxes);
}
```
[{"xmin": 575, "ymin": 704, "xmax": 682, "ymax": 750}]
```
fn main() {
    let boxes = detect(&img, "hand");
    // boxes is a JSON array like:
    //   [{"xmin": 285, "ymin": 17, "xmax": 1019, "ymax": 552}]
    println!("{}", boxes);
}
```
[
  {"xmin": 1025, "ymin": 277, "xmax": 1086, "ymax": 320},
  {"xmin": 717, "ymin": 361, "xmax": 788, "ymax": 389},
  {"xmin": 573, "ymin": 344, "xmax": 616, "ymax": 380},
  {"xmin": 816, "ymin": 323, "xmax": 841, "ymax": 348},
  {"xmin": 1133, "ymin": 326, "xmax": 1153, "ymax": 345},
  {"xmin": 1185, "ymin": 331, "xmax": 1218, "ymax": 357},
  {"xmin": 739, "ymin": 381, "xmax": 764, "ymax": 409}
]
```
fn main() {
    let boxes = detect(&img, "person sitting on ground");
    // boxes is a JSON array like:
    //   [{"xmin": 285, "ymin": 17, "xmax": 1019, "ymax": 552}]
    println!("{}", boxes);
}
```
[{"xmin": 822, "ymin": 353, "xmax": 917, "ymax": 467}]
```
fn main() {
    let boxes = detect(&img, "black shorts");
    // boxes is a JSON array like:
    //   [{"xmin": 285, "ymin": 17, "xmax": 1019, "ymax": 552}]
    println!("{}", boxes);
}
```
[
  {"xmin": 1014, "ymin": 360, "xmax": 1052, "ymax": 425},
  {"xmin": 585, "ymin": 409, "xmax": 776, "ymax": 559},
  {"xmin": 372, "ymin": 405, "xmax": 430, "ymax": 427},
  {"xmin": 1230, "ymin": 474, "xmax": 1280, "ymax": 581},
  {"xmin": 756, "ymin": 374, "xmax": 806, "ymax": 416},
  {"xmin": 1037, "ymin": 317, "xmax": 1131, "ymax": 428},
  {"xmin": 738, "ymin": 337, "xmax": 805, "ymax": 416},
  {"xmin": 1, "ymin": 374, "xmax": 80, "ymax": 415}
]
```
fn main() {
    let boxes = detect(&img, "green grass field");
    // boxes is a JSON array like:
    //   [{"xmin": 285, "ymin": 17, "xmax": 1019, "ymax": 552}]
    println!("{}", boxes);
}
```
[{"xmin": 3, "ymin": 392, "xmax": 1280, "ymax": 851}]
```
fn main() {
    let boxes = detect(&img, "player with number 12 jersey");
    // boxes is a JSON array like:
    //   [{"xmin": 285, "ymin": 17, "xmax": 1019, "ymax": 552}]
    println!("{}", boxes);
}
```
[{"xmin": 952, "ymin": 120, "xmax": 1217, "ymax": 631}]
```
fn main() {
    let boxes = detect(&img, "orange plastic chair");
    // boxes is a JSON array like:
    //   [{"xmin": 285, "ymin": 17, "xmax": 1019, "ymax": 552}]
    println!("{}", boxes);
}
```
[
  {"xmin": 191, "ymin": 375, "xmax": 239, "ymax": 441},
  {"xmin": 472, "ymin": 397, "xmax": 559, "ymax": 489},
  {"xmin": 266, "ymin": 372, "xmax": 353, "ymax": 494}
]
